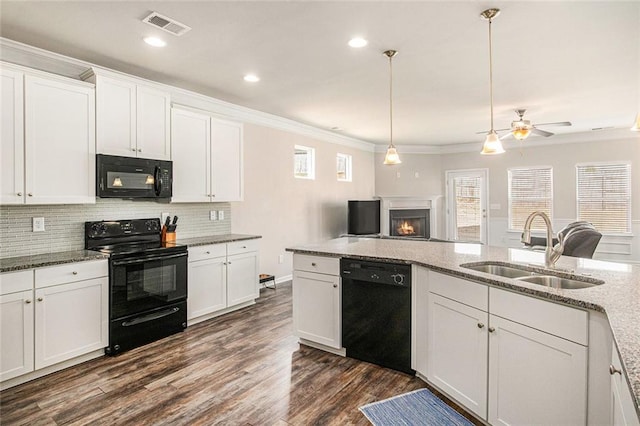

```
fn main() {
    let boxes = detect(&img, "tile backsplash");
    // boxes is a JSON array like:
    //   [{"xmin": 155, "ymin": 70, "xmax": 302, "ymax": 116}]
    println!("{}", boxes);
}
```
[{"xmin": 0, "ymin": 199, "xmax": 231, "ymax": 258}]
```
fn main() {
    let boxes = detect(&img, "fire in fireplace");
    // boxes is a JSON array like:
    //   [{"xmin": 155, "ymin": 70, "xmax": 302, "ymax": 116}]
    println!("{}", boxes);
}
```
[{"xmin": 389, "ymin": 209, "xmax": 430, "ymax": 239}]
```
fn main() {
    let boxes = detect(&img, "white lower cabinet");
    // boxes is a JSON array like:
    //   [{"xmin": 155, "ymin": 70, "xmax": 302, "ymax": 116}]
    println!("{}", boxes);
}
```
[
  {"xmin": 292, "ymin": 254, "xmax": 341, "ymax": 350},
  {"xmin": 428, "ymin": 293, "xmax": 488, "ymax": 419},
  {"xmin": 424, "ymin": 271, "xmax": 588, "ymax": 425},
  {"xmin": 610, "ymin": 343, "xmax": 640, "ymax": 425},
  {"xmin": 187, "ymin": 240, "xmax": 259, "ymax": 325},
  {"xmin": 0, "ymin": 260, "xmax": 108, "ymax": 387}
]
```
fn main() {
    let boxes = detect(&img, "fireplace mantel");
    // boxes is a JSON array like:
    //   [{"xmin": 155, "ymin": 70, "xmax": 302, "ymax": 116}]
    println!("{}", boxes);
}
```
[{"xmin": 377, "ymin": 196, "xmax": 442, "ymax": 238}]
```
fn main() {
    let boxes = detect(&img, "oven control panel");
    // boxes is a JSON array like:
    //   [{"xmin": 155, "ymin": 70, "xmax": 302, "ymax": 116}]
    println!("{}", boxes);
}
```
[{"xmin": 85, "ymin": 218, "xmax": 163, "ymax": 239}]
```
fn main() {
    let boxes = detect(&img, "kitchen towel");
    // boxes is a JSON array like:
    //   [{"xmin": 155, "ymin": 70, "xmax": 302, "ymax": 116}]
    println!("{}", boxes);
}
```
[{"xmin": 359, "ymin": 388, "xmax": 473, "ymax": 426}]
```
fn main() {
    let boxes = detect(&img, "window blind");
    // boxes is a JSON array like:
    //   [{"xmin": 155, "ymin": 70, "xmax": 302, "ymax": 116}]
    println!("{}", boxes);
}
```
[
  {"xmin": 508, "ymin": 167, "xmax": 553, "ymax": 231},
  {"xmin": 576, "ymin": 163, "xmax": 631, "ymax": 234}
]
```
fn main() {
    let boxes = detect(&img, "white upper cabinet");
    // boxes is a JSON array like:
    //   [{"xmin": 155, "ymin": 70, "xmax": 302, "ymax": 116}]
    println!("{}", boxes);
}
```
[
  {"xmin": 24, "ymin": 75, "xmax": 95, "ymax": 204},
  {"xmin": 1, "ymin": 63, "xmax": 95, "ymax": 205},
  {"xmin": 171, "ymin": 108, "xmax": 211, "ymax": 203},
  {"xmin": 89, "ymin": 70, "xmax": 170, "ymax": 160},
  {"xmin": 171, "ymin": 107, "xmax": 243, "ymax": 203},
  {"xmin": 0, "ymin": 67, "xmax": 24, "ymax": 205},
  {"xmin": 211, "ymin": 118, "xmax": 243, "ymax": 202}
]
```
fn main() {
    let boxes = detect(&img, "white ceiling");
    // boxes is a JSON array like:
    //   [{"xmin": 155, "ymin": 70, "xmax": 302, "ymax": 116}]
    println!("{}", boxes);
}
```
[{"xmin": 1, "ymin": 1, "xmax": 639, "ymax": 148}]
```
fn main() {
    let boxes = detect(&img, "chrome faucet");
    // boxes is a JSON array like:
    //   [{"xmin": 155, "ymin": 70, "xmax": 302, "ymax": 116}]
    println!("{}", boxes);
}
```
[{"xmin": 521, "ymin": 211, "xmax": 564, "ymax": 268}]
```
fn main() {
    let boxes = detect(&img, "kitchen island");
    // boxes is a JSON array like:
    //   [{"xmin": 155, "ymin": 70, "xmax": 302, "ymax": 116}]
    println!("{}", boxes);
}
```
[{"xmin": 287, "ymin": 237, "xmax": 640, "ymax": 424}]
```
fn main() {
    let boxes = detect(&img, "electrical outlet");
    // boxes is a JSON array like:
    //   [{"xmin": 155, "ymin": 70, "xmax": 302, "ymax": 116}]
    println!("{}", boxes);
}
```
[
  {"xmin": 396, "ymin": 172, "xmax": 401, "ymax": 178},
  {"xmin": 210, "ymin": 211, "xmax": 217, "ymax": 221},
  {"xmin": 161, "ymin": 213, "xmax": 170, "ymax": 224},
  {"xmin": 33, "ymin": 217, "xmax": 45, "ymax": 232},
  {"xmin": 278, "ymin": 254, "xmax": 284, "ymax": 264},
  {"xmin": 218, "ymin": 210, "xmax": 225, "ymax": 220}
]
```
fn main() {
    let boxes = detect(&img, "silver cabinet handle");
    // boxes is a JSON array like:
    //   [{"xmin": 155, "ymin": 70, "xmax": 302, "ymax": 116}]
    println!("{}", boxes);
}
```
[
  {"xmin": 37, "ymin": 297, "xmax": 43, "ymax": 302},
  {"xmin": 477, "ymin": 323, "xmax": 485, "ymax": 329},
  {"xmin": 610, "ymin": 365, "xmax": 622, "ymax": 375},
  {"xmin": 137, "ymin": 148, "xmax": 142, "ymax": 152},
  {"xmin": 227, "ymin": 261, "xmax": 232, "ymax": 265},
  {"xmin": 488, "ymin": 327, "xmax": 496, "ymax": 333},
  {"xmin": 241, "ymin": 246, "xmax": 247, "ymax": 249},
  {"xmin": 72, "ymin": 271, "xmax": 78, "ymax": 275},
  {"xmin": 131, "ymin": 148, "xmax": 136, "ymax": 152},
  {"xmin": 205, "ymin": 251, "xmax": 210, "ymax": 255},
  {"xmin": 25, "ymin": 299, "xmax": 32, "ymax": 304},
  {"xmin": 17, "ymin": 192, "xmax": 22, "ymax": 196},
  {"xmin": 311, "ymin": 262, "xmax": 317, "ymax": 267},
  {"xmin": 333, "ymin": 284, "xmax": 338, "ymax": 288},
  {"xmin": 28, "ymin": 193, "xmax": 33, "ymax": 197}
]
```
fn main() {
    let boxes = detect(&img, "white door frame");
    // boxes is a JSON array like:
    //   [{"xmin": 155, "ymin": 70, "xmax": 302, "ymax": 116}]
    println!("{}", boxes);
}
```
[{"xmin": 445, "ymin": 169, "xmax": 489, "ymax": 244}]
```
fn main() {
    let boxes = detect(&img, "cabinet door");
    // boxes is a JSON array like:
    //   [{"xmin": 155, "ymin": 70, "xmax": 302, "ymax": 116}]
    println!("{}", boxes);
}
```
[
  {"xmin": 24, "ymin": 75, "xmax": 95, "ymax": 204},
  {"xmin": 488, "ymin": 314, "xmax": 587, "ymax": 426},
  {"xmin": 211, "ymin": 119, "xmax": 243, "ymax": 202},
  {"xmin": 187, "ymin": 256, "xmax": 227, "ymax": 320},
  {"xmin": 136, "ymin": 85, "xmax": 170, "ymax": 160},
  {"xmin": 171, "ymin": 108, "xmax": 211, "ymax": 202},
  {"xmin": 0, "ymin": 291, "xmax": 34, "ymax": 381},
  {"xmin": 0, "ymin": 67, "xmax": 25, "ymax": 204},
  {"xmin": 292, "ymin": 270, "xmax": 341, "ymax": 349},
  {"xmin": 95, "ymin": 75, "xmax": 137, "ymax": 157},
  {"xmin": 34, "ymin": 277, "xmax": 108, "ymax": 369},
  {"xmin": 427, "ymin": 293, "xmax": 488, "ymax": 419},
  {"xmin": 610, "ymin": 345, "xmax": 640, "ymax": 426},
  {"xmin": 226, "ymin": 251, "xmax": 259, "ymax": 306}
]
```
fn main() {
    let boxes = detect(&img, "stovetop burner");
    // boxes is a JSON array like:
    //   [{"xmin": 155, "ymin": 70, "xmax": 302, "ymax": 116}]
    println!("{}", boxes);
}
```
[{"xmin": 84, "ymin": 218, "xmax": 186, "ymax": 257}]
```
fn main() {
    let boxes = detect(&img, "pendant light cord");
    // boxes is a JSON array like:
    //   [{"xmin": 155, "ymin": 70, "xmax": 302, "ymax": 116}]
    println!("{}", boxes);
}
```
[
  {"xmin": 488, "ymin": 16, "xmax": 495, "ymax": 132},
  {"xmin": 389, "ymin": 53, "xmax": 394, "ymax": 148}
]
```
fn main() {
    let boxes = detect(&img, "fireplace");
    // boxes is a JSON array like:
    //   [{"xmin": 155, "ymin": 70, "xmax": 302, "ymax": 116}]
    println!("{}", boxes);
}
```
[{"xmin": 389, "ymin": 209, "xmax": 430, "ymax": 239}]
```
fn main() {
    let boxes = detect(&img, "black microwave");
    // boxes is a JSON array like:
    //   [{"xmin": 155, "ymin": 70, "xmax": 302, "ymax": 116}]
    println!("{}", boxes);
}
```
[{"xmin": 96, "ymin": 154, "xmax": 172, "ymax": 200}]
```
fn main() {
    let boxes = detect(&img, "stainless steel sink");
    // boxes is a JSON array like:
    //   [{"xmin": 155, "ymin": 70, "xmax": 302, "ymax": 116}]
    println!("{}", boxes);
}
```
[
  {"xmin": 460, "ymin": 261, "xmax": 604, "ymax": 289},
  {"xmin": 462, "ymin": 263, "xmax": 531, "ymax": 279},
  {"xmin": 514, "ymin": 275, "xmax": 602, "ymax": 290}
]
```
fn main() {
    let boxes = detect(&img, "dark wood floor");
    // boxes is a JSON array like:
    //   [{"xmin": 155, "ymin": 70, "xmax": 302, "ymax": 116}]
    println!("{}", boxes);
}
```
[{"xmin": 1, "ymin": 282, "xmax": 479, "ymax": 425}]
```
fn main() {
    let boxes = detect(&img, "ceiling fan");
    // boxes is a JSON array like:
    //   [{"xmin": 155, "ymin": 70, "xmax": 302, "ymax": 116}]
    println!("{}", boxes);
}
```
[{"xmin": 496, "ymin": 109, "xmax": 572, "ymax": 140}]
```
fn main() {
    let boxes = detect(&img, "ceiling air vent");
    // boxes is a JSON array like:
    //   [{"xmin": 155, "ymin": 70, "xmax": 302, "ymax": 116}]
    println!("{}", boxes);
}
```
[{"xmin": 142, "ymin": 12, "xmax": 191, "ymax": 36}]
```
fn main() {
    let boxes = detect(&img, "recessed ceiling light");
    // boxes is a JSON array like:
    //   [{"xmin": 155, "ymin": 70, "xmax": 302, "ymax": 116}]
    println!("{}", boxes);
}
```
[
  {"xmin": 348, "ymin": 37, "xmax": 368, "ymax": 48},
  {"xmin": 244, "ymin": 74, "xmax": 260, "ymax": 82},
  {"xmin": 144, "ymin": 36, "xmax": 166, "ymax": 47}
]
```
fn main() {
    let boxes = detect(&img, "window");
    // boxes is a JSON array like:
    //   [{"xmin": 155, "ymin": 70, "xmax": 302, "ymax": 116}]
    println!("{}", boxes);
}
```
[
  {"xmin": 508, "ymin": 167, "xmax": 553, "ymax": 231},
  {"xmin": 337, "ymin": 153, "xmax": 352, "ymax": 182},
  {"xmin": 294, "ymin": 145, "xmax": 315, "ymax": 179},
  {"xmin": 576, "ymin": 163, "xmax": 631, "ymax": 234}
]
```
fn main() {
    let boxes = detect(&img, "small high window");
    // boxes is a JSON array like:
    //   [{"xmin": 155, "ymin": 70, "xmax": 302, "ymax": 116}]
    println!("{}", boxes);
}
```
[
  {"xmin": 294, "ymin": 145, "xmax": 315, "ymax": 179},
  {"xmin": 337, "ymin": 153, "xmax": 352, "ymax": 182}
]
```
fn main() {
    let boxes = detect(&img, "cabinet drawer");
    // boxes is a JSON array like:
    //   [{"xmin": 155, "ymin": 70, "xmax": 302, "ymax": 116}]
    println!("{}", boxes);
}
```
[
  {"xmin": 227, "ymin": 239, "xmax": 259, "ymax": 256},
  {"xmin": 0, "ymin": 270, "xmax": 33, "ymax": 295},
  {"xmin": 188, "ymin": 244, "xmax": 226, "ymax": 262},
  {"xmin": 429, "ymin": 271, "xmax": 488, "ymax": 311},
  {"xmin": 293, "ymin": 254, "xmax": 339, "ymax": 276},
  {"xmin": 35, "ymin": 260, "xmax": 108, "ymax": 289},
  {"xmin": 490, "ymin": 287, "xmax": 588, "ymax": 345}
]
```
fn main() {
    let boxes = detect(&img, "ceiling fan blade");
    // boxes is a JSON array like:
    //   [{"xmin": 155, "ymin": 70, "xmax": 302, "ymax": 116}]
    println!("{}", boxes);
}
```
[
  {"xmin": 534, "ymin": 121, "xmax": 572, "ymax": 127},
  {"xmin": 531, "ymin": 127, "xmax": 554, "ymax": 137},
  {"xmin": 499, "ymin": 132, "xmax": 513, "ymax": 140}
]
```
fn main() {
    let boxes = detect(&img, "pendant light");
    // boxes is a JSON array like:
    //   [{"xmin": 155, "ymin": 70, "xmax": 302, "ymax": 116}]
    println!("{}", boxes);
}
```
[
  {"xmin": 383, "ymin": 49, "xmax": 402, "ymax": 165},
  {"xmin": 480, "ymin": 8, "xmax": 505, "ymax": 155}
]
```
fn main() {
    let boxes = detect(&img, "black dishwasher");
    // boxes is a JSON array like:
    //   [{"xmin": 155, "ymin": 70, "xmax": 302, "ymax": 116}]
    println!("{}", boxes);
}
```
[{"xmin": 341, "ymin": 258, "xmax": 413, "ymax": 374}]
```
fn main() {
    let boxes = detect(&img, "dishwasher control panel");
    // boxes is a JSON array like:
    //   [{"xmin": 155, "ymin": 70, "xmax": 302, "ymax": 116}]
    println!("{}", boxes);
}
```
[{"xmin": 340, "ymin": 258, "xmax": 411, "ymax": 287}]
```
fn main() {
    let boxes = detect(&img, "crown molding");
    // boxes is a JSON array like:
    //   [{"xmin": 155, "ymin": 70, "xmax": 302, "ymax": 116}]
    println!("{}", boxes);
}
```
[{"xmin": 0, "ymin": 37, "xmax": 375, "ymax": 153}]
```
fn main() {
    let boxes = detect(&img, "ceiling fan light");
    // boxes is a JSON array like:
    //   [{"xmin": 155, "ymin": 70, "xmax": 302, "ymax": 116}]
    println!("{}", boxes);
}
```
[
  {"xmin": 383, "ymin": 146, "xmax": 402, "ymax": 164},
  {"xmin": 631, "ymin": 113, "xmax": 640, "ymax": 131},
  {"xmin": 481, "ymin": 131, "xmax": 505, "ymax": 155},
  {"xmin": 512, "ymin": 127, "xmax": 531, "ymax": 140}
]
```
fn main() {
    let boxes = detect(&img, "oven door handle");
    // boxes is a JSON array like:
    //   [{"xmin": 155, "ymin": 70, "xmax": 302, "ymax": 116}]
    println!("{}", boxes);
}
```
[
  {"xmin": 122, "ymin": 307, "xmax": 181, "ymax": 327},
  {"xmin": 111, "ymin": 252, "xmax": 187, "ymax": 266}
]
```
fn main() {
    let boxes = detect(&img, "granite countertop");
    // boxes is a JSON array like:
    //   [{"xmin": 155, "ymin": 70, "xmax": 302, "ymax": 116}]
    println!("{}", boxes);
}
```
[
  {"xmin": 0, "ymin": 250, "xmax": 109, "ymax": 273},
  {"xmin": 286, "ymin": 237, "xmax": 640, "ymax": 415},
  {"xmin": 176, "ymin": 234, "xmax": 261, "ymax": 247}
]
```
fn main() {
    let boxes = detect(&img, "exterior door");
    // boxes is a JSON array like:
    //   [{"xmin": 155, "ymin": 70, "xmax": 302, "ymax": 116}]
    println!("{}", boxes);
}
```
[{"xmin": 446, "ymin": 169, "xmax": 488, "ymax": 244}]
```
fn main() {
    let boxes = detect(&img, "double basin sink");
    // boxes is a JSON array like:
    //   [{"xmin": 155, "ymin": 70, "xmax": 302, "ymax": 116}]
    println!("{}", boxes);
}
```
[{"xmin": 461, "ymin": 262, "xmax": 604, "ymax": 290}]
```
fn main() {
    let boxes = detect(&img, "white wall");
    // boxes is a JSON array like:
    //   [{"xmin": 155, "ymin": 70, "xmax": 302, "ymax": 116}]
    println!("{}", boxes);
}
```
[
  {"xmin": 232, "ymin": 123, "xmax": 375, "ymax": 281},
  {"xmin": 374, "ymin": 134, "xmax": 640, "ymax": 263}
]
